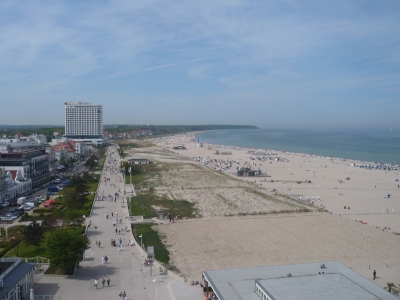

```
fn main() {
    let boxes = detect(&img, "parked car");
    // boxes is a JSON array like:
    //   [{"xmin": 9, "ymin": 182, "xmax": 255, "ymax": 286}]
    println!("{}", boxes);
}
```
[
  {"xmin": 11, "ymin": 208, "xmax": 24, "ymax": 215},
  {"xmin": 20, "ymin": 204, "xmax": 34, "ymax": 211},
  {"xmin": 2, "ymin": 202, "xmax": 10, "ymax": 207},
  {"xmin": 5, "ymin": 214, "xmax": 18, "ymax": 220},
  {"xmin": 11, "ymin": 211, "xmax": 24, "ymax": 218}
]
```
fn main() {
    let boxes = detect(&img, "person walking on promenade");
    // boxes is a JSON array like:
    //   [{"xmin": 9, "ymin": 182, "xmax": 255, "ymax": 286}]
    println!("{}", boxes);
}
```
[
  {"xmin": 98, "ymin": 241, "xmax": 101, "ymax": 247},
  {"xmin": 95, "ymin": 240, "xmax": 98, "ymax": 248},
  {"xmin": 107, "ymin": 277, "xmax": 110, "ymax": 286},
  {"xmin": 102, "ymin": 278, "xmax": 105, "ymax": 288},
  {"xmin": 104, "ymin": 255, "xmax": 108, "ymax": 264},
  {"xmin": 373, "ymin": 270, "xmax": 376, "ymax": 280},
  {"xmin": 115, "ymin": 228, "xmax": 118, "ymax": 234},
  {"xmin": 123, "ymin": 291, "xmax": 127, "ymax": 299},
  {"xmin": 94, "ymin": 279, "xmax": 98, "ymax": 289}
]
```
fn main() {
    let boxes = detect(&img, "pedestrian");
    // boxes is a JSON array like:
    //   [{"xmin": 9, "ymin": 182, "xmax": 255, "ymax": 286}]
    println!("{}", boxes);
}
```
[
  {"xmin": 98, "ymin": 241, "xmax": 101, "ymax": 247},
  {"xmin": 107, "ymin": 277, "xmax": 110, "ymax": 286},
  {"xmin": 123, "ymin": 291, "xmax": 127, "ymax": 299},
  {"xmin": 112, "ymin": 212, "xmax": 114, "ymax": 217},
  {"xmin": 95, "ymin": 240, "xmax": 98, "ymax": 248},
  {"xmin": 373, "ymin": 270, "xmax": 376, "ymax": 280},
  {"xmin": 104, "ymin": 255, "xmax": 108, "ymax": 264},
  {"xmin": 102, "ymin": 278, "xmax": 105, "ymax": 287},
  {"xmin": 119, "ymin": 292, "xmax": 123, "ymax": 300},
  {"xmin": 94, "ymin": 279, "xmax": 98, "ymax": 289},
  {"xmin": 116, "ymin": 211, "xmax": 118, "ymax": 216},
  {"xmin": 115, "ymin": 228, "xmax": 117, "ymax": 234}
]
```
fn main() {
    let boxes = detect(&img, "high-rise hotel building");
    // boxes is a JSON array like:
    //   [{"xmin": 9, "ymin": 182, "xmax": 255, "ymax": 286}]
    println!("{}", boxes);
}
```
[{"xmin": 65, "ymin": 102, "xmax": 103, "ymax": 138}]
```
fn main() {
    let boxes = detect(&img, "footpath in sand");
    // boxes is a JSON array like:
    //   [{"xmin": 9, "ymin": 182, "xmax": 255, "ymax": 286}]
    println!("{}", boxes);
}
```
[
  {"xmin": 120, "ymin": 135, "xmax": 400, "ymax": 289},
  {"xmin": 33, "ymin": 145, "xmax": 203, "ymax": 300}
]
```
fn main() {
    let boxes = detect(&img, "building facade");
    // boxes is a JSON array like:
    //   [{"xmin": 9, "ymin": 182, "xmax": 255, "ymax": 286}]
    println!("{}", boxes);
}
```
[
  {"xmin": 65, "ymin": 102, "xmax": 103, "ymax": 138},
  {"xmin": 0, "ymin": 167, "xmax": 32, "ymax": 204},
  {"xmin": 0, "ymin": 258, "xmax": 35, "ymax": 300},
  {"xmin": 0, "ymin": 142, "xmax": 50, "ymax": 188}
]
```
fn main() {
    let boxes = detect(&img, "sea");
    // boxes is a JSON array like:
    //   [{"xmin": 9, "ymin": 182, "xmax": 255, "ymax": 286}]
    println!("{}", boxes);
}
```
[{"xmin": 195, "ymin": 128, "xmax": 400, "ymax": 165}]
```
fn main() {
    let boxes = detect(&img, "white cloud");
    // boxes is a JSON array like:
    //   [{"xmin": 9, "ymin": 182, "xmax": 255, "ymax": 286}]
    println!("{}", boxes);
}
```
[{"xmin": 0, "ymin": 0, "xmax": 399, "ymax": 126}]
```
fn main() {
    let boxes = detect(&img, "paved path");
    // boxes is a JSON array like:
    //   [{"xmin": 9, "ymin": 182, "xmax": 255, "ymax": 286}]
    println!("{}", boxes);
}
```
[{"xmin": 33, "ymin": 146, "xmax": 203, "ymax": 300}]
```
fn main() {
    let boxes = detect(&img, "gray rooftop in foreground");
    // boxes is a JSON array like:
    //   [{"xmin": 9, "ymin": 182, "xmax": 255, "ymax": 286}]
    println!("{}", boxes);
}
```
[
  {"xmin": 203, "ymin": 261, "xmax": 397, "ymax": 300},
  {"xmin": 0, "ymin": 262, "xmax": 34, "ymax": 299}
]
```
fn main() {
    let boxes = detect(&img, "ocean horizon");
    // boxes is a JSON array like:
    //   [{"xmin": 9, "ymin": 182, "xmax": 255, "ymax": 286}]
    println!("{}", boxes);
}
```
[{"xmin": 195, "ymin": 128, "xmax": 400, "ymax": 165}]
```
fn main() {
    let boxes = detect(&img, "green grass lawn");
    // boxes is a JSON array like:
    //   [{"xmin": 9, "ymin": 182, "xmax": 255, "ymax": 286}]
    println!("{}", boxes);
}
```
[
  {"xmin": 130, "ymin": 192, "xmax": 198, "ymax": 219},
  {"xmin": 132, "ymin": 224, "xmax": 170, "ymax": 265},
  {"xmin": 5, "ymin": 227, "xmax": 85, "ymax": 259},
  {"xmin": 87, "ymin": 181, "xmax": 99, "ymax": 192}
]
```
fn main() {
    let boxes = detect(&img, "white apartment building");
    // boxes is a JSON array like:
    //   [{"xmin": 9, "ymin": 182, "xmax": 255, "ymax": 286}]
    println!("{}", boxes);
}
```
[{"xmin": 65, "ymin": 102, "xmax": 103, "ymax": 138}]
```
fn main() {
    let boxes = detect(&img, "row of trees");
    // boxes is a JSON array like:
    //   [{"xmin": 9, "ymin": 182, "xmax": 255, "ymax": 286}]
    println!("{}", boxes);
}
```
[
  {"xmin": 20, "ymin": 219, "xmax": 90, "ymax": 271},
  {"xmin": 9, "ymin": 171, "xmax": 100, "ymax": 271}
]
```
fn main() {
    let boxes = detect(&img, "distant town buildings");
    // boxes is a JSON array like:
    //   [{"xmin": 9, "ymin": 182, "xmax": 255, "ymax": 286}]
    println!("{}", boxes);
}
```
[
  {"xmin": 103, "ymin": 130, "xmax": 153, "ymax": 139},
  {"xmin": 52, "ymin": 140, "xmax": 86, "ymax": 161},
  {"xmin": 65, "ymin": 102, "xmax": 103, "ymax": 138}
]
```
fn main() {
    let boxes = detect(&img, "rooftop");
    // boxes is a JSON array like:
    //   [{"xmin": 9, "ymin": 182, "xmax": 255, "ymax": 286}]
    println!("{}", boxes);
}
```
[{"xmin": 203, "ymin": 261, "xmax": 397, "ymax": 300}]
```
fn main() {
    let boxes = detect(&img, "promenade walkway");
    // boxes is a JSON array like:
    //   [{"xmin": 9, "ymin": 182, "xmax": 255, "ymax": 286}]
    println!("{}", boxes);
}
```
[{"xmin": 33, "ymin": 146, "xmax": 202, "ymax": 300}]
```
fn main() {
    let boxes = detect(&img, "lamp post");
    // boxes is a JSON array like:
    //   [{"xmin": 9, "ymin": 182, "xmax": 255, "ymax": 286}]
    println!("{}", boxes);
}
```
[
  {"xmin": 123, "ymin": 169, "xmax": 126, "ymax": 195},
  {"xmin": 153, "ymin": 276, "xmax": 159, "ymax": 300},
  {"xmin": 129, "ymin": 162, "xmax": 132, "ymax": 192},
  {"xmin": 139, "ymin": 234, "xmax": 143, "ymax": 256}
]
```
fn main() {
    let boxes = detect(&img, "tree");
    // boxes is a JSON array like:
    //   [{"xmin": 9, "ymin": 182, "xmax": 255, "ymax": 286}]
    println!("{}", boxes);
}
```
[
  {"xmin": 84, "ymin": 155, "xmax": 98, "ymax": 169},
  {"xmin": 59, "ymin": 155, "xmax": 67, "ymax": 166},
  {"xmin": 22, "ymin": 220, "xmax": 45, "ymax": 250},
  {"xmin": 61, "ymin": 187, "xmax": 83, "ymax": 210},
  {"xmin": 64, "ymin": 211, "xmax": 85, "ymax": 233},
  {"xmin": 42, "ymin": 215, "xmax": 62, "ymax": 235},
  {"xmin": 47, "ymin": 230, "xmax": 90, "ymax": 270}
]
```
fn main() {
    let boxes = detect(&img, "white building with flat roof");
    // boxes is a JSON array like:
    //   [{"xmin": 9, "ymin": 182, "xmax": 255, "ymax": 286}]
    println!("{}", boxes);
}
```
[
  {"xmin": 202, "ymin": 261, "xmax": 398, "ymax": 300},
  {"xmin": 65, "ymin": 102, "xmax": 103, "ymax": 138}
]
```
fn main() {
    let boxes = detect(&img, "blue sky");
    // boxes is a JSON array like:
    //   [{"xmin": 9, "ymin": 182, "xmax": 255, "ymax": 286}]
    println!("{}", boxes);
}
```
[{"xmin": 1, "ymin": 0, "xmax": 399, "ymax": 129}]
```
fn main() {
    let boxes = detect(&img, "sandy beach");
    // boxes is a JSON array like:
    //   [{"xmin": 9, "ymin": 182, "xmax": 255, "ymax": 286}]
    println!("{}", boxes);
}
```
[{"xmin": 122, "ymin": 133, "xmax": 400, "ymax": 288}]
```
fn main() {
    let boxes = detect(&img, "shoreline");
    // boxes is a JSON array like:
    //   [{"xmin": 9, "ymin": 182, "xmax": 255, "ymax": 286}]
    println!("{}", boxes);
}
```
[
  {"xmin": 151, "ymin": 132, "xmax": 400, "ymax": 233},
  {"xmin": 124, "ymin": 135, "xmax": 400, "ymax": 288},
  {"xmin": 193, "ymin": 129, "xmax": 400, "ymax": 166}
]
